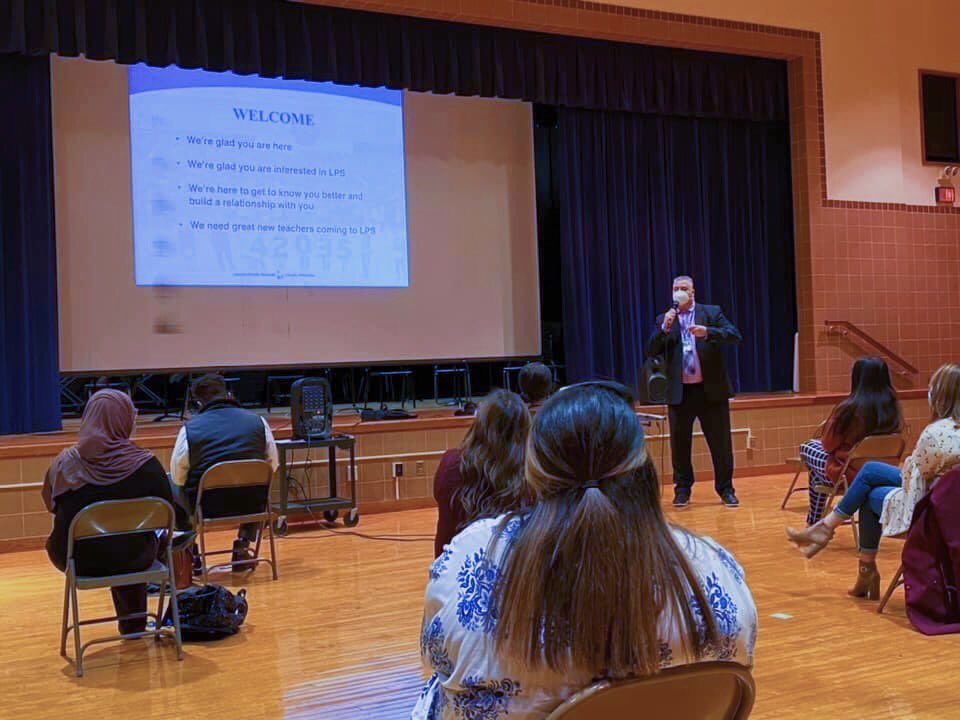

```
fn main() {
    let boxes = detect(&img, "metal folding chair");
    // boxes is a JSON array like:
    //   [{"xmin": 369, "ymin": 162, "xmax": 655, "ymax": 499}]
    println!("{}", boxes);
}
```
[
  {"xmin": 195, "ymin": 459, "xmax": 279, "ymax": 582},
  {"xmin": 60, "ymin": 497, "xmax": 183, "ymax": 677},
  {"xmin": 813, "ymin": 433, "xmax": 906, "ymax": 546},
  {"xmin": 877, "ymin": 562, "xmax": 905, "ymax": 614},
  {"xmin": 546, "ymin": 662, "xmax": 756, "ymax": 720},
  {"xmin": 781, "ymin": 420, "xmax": 827, "ymax": 510}
]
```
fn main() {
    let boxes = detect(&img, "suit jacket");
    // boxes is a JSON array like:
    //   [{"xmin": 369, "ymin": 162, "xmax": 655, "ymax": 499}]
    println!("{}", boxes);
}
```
[
  {"xmin": 646, "ymin": 303, "xmax": 742, "ymax": 405},
  {"xmin": 903, "ymin": 466, "xmax": 960, "ymax": 635}
]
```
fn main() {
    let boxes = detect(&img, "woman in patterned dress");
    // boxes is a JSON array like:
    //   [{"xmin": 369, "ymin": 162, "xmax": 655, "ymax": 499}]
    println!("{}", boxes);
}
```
[
  {"xmin": 798, "ymin": 356, "xmax": 902, "ymax": 525},
  {"xmin": 787, "ymin": 363, "xmax": 960, "ymax": 600},
  {"xmin": 414, "ymin": 381, "xmax": 757, "ymax": 720}
]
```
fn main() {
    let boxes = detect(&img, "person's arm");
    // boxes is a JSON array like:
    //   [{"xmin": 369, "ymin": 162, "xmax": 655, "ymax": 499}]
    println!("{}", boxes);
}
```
[
  {"xmin": 170, "ymin": 426, "xmax": 190, "ymax": 487},
  {"xmin": 260, "ymin": 417, "xmax": 279, "ymax": 472},
  {"xmin": 41, "ymin": 463, "xmax": 56, "ymax": 513},
  {"xmin": 704, "ymin": 306, "xmax": 742, "ymax": 344},
  {"xmin": 646, "ymin": 313, "xmax": 678, "ymax": 357},
  {"xmin": 901, "ymin": 422, "xmax": 947, "ymax": 491},
  {"xmin": 819, "ymin": 414, "xmax": 846, "ymax": 454},
  {"xmin": 433, "ymin": 451, "xmax": 462, "ymax": 557}
]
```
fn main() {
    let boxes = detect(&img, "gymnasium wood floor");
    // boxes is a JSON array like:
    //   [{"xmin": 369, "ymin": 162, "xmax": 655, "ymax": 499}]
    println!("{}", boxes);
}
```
[{"xmin": 1, "ymin": 476, "xmax": 957, "ymax": 719}]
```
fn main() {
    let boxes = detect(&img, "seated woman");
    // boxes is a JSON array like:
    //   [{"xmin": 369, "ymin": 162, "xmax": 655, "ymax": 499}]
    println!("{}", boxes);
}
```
[
  {"xmin": 787, "ymin": 363, "xmax": 960, "ymax": 599},
  {"xmin": 415, "ymin": 382, "xmax": 757, "ymax": 720},
  {"xmin": 432, "ymin": 390, "xmax": 530, "ymax": 557},
  {"xmin": 42, "ymin": 389, "xmax": 176, "ymax": 635},
  {"xmin": 799, "ymin": 356, "xmax": 902, "ymax": 525}
]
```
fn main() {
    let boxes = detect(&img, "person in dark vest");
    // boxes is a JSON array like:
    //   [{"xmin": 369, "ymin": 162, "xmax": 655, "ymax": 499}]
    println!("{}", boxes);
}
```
[{"xmin": 171, "ymin": 374, "xmax": 278, "ymax": 570}]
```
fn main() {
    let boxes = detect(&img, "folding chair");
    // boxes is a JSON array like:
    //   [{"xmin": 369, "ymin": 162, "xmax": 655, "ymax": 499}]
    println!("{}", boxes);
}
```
[
  {"xmin": 878, "ymin": 562, "xmax": 905, "ymax": 614},
  {"xmin": 813, "ymin": 433, "xmax": 906, "ymax": 546},
  {"xmin": 60, "ymin": 497, "xmax": 183, "ymax": 677},
  {"xmin": 546, "ymin": 662, "xmax": 756, "ymax": 720},
  {"xmin": 195, "ymin": 459, "xmax": 278, "ymax": 582},
  {"xmin": 781, "ymin": 420, "xmax": 827, "ymax": 509}
]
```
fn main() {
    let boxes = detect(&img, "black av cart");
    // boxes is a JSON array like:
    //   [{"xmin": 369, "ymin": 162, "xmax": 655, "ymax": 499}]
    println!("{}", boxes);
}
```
[{"xmin": 273, "ymin": 435, "xmax": 358, "ymax": 535}]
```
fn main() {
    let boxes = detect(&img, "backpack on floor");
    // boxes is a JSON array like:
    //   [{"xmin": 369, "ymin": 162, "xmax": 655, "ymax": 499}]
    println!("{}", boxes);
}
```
[{"xmin": 164, "ymin": 584, "xmax": 248, "ymax": 641}]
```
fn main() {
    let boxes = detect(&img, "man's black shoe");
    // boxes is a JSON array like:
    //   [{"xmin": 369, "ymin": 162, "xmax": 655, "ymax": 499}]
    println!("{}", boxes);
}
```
[
  {"xmin": 231, "ymin": 539, "xmax": 255, "ymax": 572},
  {"xmin": 721, "ymin": 491, "xmax": 740, "ymax": 507},
  {"xmin": 672, "ymin": 490, "xmax": 691, "ymax": 508}
]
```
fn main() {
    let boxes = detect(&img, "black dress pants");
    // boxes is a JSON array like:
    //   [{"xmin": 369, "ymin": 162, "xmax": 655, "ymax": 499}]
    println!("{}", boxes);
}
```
[
  {"xmin": 668, "ymin": 383, "xmax": 735, "ymax": 495},
  {"xmin": 49, "ymin": 534, "xmax": 160, "ymax": 634}
]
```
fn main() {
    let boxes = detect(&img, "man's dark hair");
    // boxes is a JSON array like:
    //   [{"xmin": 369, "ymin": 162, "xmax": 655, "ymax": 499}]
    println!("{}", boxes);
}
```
[
  {"xmin": 518, "ymin": 362, "xmax": 554, "ymax": 404},
  {"xmin": 191, "ymin": 373, "xmax": 229, "ymax": 408}
]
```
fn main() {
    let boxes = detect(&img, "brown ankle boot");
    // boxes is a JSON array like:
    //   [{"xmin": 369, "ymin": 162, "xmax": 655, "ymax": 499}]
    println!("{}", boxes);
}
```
[{"xmin": 848, "ymin": 560, "xmax": 881, "ymax": 600}]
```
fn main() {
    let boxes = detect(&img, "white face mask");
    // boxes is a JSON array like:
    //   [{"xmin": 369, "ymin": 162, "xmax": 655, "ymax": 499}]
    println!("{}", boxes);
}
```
[{"xmin": 673, "ymin": 290, "xmax": 690, "ymax": 306}]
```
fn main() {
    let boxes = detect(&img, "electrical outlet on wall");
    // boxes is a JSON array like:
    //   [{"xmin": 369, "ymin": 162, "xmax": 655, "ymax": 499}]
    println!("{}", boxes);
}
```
[{"xmin": 416, "ymin": 460, "xmax": 425, "ymax": 475}]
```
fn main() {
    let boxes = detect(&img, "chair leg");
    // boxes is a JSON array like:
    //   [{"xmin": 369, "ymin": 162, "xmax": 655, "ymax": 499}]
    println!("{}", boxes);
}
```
[
  {"xmin": 60, "ymin": 574, "xmax": 71, "ymax": 657},
  {"xmin": 198, "ymin": 523, "xmax": 209, "ymax": 585},
  {"xmin": 878, "ymin": 564, "xmax": 904, "ymax": 614},
  {"xmin": 155, "ymin": 580, "xmax": 167, "ymax": 640},
  {"xmin": 166, "ymin": 548, "xmax": 184, "ymax": 660},
  {"xmin": 70, "ymin": 577, "xmax": 83, "ymax": 677},
  {"xmin": 252, "ymin": 521, "xmax": 264, "ymax": 563},
  {"xmin": 821, "ymin": 482, "xmax": 841, "ymax": 516},
  {"xmin": 267, "ymin": 516, "xmax": 279, "ymax": 581},
  {"xmin": 780, "ymin": 470, "xmax": 802, "ymax": 510},
  {"xmin": 850, "ymin": 515, "xmax": 860, "ymax": 547}
]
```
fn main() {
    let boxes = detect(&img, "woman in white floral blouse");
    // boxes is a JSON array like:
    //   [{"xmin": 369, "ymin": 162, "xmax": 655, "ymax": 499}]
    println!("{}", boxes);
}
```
[
  {"xmin": 413, "ymin": 381, "xmax": 757, "ymax": 720},
  {"xmin": 787, "ymin": 363, "xmax": 960, "ymax": 600}
]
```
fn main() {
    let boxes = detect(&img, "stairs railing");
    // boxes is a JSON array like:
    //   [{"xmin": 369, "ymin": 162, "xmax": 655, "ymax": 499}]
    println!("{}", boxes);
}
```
[{"xmin": 823, "ymin": 320, "xmax": 918, "ymax": 377}]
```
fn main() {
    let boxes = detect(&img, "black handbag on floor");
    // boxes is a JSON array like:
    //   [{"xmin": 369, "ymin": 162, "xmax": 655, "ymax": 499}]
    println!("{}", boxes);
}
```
[{"xmin": 164, "ymin": 584, "xmax": 248, "ymax": 641}]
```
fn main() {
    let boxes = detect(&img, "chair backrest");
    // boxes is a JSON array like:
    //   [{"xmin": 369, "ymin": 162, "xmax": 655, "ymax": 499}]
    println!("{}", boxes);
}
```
[
  {"xmin": 545, "ymin": 662, "xmax": 756, "ymax": 720},
  {"xmin": 846, "ymin": 433, "xmax": 906, "ymax": 467},
  {"xmin": 195, "ymin": 459, "xmax": 274, "ymax": 505},
  {"xmin": 67, "ymin": 497, "xmax": 175, "ymax": 558}
]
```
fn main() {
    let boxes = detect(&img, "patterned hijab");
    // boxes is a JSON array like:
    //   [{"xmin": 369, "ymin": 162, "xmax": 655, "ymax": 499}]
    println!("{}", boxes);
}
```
[{"xmin": 42, "ymin": 389, "xmax": 154, "ymax": 511}]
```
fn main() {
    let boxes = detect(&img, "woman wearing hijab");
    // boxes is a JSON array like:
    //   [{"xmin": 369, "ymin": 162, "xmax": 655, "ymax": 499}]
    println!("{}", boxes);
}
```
[{"xmin": 42, "ymin": 389, "xmax": 174, "ymax": 635}]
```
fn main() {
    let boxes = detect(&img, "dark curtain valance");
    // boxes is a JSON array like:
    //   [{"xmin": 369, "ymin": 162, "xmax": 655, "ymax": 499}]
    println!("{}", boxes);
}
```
[{"xmin": 1, "ymin": 0, "xmax": 787, "ymax": 121}]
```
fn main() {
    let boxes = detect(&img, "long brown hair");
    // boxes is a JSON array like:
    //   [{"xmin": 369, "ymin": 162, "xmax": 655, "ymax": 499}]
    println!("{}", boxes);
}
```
[
  {"xmin": 929, "ymin": 363, "xmax": 960, "ymax": 423},
  {"xmin": 455, "ymin": 390, "xmax": 531, "ymax": 527},
  {"xmin": 493, "ymin": 381, "xmax": 719, "ymax": 677},
  {"xmin": 829, "ymin": 357, "xmax": 902, "ymax": 438}
]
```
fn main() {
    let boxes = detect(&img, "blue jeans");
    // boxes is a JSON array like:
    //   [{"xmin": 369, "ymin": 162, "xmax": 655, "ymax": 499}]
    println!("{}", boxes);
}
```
[{"xmin": 834, "ymin": 461, "xmax": 901, "ymax": 551}]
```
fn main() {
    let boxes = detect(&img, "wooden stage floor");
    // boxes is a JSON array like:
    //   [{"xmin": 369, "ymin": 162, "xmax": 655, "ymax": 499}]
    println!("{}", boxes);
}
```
[{"xmin": 1, "ymin": 476, "xmax": 956, "ymax": 719}]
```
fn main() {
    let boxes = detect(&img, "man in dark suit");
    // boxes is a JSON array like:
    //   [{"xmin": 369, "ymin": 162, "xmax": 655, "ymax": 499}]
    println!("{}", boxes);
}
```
[{"xmin": 646, "ymin": 275, "xmax": 742, "ymax": 508}]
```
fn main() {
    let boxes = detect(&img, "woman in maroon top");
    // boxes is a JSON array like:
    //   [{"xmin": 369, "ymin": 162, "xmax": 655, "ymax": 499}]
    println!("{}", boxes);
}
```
[{"xmin": 433, "ymin": 390, "xmax": 531, "ymax": 556}]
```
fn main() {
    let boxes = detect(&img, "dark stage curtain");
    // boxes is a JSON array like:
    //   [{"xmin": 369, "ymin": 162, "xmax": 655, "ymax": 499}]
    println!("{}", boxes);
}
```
[
  {"xmin": 0, "ymin": 0, "xmax": 786, "ymax": 122},
  {"xmin": 0, "ymin": 53, "xmax": 60, "ymax": 433},
  {"xmin": 556, "ymin": 107, "xmax": 796, "ymax": 394}
]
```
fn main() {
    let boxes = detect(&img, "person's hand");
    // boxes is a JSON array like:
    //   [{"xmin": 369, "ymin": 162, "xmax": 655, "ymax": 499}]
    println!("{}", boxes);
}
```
[
  {"xmin": 690, "ymin": 325, "xmax": 708, "ymax": 339},
  {"xmin": 662, "ymin": 309, "xmax": 678, "ymax": 332}
]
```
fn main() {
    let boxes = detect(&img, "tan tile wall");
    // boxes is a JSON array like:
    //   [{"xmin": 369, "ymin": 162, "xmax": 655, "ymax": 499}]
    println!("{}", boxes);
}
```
[{"xmin": 2, "ymin": 400, "xmax": 931, "ymax": 548}]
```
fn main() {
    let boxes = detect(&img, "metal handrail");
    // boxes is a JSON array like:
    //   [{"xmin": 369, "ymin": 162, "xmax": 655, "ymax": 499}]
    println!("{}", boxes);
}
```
[{"xmin": 823, "ymin": 320, "xmax": 918, "ymax": 376}]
